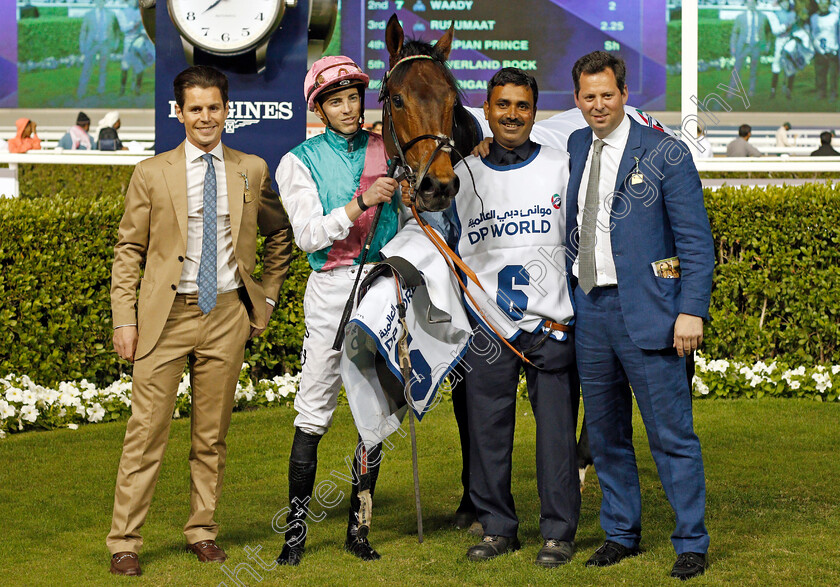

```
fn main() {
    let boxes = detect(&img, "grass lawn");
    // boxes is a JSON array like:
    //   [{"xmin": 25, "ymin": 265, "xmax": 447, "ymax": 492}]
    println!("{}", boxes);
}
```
[
  {"xmin": 1, "ymin": 398, "xmax": 839, "ymax": 586},
  {"xmin": 667, "ymin": 63, "xmax": 837, "ymax": 114},
  {"xmin": 18, "ymin": 63, "xmax": 155, "ymax": 109}
]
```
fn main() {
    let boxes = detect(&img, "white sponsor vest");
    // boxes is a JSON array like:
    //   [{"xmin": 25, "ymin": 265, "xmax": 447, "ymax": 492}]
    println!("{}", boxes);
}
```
[{"xmin": 453, "ymin": 145, "xmax": 573, "ymax": 340}]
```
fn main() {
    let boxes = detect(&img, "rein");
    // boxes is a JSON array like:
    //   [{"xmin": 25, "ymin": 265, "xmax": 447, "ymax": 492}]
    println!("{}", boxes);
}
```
[{"xmin": 380, "ymin": 53, "xmax": 567, "ymax": 366}]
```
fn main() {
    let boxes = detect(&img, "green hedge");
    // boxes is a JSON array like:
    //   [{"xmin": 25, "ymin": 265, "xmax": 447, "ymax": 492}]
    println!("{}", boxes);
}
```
[
  {"xmin": 1, "ymin": 165, "xmax": 308, "ymax": 387},
  {"xmin": 18, "ymin": 17, "xmax": 84, "ymax": 63},
  {"xmin": 704, "ymin": 183, "xmax": 840, "ymax": 364},
  {"xmin": 1, "ymin": 166, "xmax": 839, "ymax": 386},
  {"xmin": 668, "ymin": 18, "xmax": 734, "ymax": 65}
]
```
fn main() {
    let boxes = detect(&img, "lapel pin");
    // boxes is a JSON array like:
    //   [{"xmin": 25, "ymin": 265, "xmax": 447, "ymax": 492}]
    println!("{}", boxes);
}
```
[
  {"xmin": 630, "ymin": 156, "xmax": 644, "ymax": 185},
  {"xmin": 239, "ymin": 171, "xmax": 251, "ymax": 200}
]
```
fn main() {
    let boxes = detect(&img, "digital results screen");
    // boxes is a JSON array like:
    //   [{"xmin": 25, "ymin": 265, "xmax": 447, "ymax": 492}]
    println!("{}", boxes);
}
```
[{"xmin": 341, "ymin": 0, "xmax": 667, "ymax": 111}]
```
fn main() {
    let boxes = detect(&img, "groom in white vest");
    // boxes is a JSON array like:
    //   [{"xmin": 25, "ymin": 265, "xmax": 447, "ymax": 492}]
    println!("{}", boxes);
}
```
[{"xmin": 453, "ymin": 68, "xmax": 580, "ymax": 568}]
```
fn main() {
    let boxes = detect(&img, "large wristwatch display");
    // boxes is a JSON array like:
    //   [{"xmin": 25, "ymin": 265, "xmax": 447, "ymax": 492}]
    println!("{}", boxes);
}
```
[{"xmin": 167, "ymin": 0, "xmax": 291, "ymax": 74}]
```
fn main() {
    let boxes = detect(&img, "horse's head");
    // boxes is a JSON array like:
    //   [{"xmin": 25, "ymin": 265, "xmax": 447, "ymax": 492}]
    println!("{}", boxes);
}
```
[{"xmin": 381, "ymin": 15, "xmax": 461, "ymax": 212}]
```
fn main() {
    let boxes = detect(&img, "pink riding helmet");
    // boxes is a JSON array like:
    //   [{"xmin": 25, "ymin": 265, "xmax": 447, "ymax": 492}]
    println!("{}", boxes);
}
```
[{"xmin": 304, "ymin": 56, "xmax": 370, "ymax": 112}]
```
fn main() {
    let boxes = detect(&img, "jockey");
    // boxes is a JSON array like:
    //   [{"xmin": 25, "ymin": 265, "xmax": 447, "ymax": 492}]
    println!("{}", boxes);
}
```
[{"xmin": 274, "ymin": 56, "xmax": 400, "ymax": 565}]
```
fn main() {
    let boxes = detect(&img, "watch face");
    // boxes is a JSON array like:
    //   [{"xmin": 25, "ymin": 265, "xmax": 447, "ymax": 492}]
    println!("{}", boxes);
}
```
[{"xmin": 169, "ymin": 0, "xmax": 282, "ymax": 55}]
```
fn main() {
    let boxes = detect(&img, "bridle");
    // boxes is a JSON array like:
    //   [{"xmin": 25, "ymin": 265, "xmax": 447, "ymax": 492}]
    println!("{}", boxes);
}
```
[{"xmin": 379, "ymin": 55, "xmax": 460, "ymax": 202}]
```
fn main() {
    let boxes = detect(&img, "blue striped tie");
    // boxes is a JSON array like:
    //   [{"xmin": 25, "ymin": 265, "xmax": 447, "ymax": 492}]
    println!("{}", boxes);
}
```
[{"xmin": 197, "ymin": 153, "xmax": 217, "ymax": 314}]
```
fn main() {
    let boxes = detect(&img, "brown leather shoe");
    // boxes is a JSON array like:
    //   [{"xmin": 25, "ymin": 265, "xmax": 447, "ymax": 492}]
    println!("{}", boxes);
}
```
[
  {"xmin": 110, "ymin": 552, "xmax": 141, "ymax": 576},
  {"xmin": 187, "ymin": 539, "xmax": 228, "ymax": 563}
]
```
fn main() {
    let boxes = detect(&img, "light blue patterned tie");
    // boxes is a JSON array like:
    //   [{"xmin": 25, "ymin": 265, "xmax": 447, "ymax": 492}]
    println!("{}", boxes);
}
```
[{"xmin": 197, "ymin": 153, "xmax": 217, "ymax": 314}]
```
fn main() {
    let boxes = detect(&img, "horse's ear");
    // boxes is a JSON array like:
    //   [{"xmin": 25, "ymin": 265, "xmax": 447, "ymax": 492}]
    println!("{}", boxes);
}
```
[
  {"xmin": 386, "ymin": 14, "xmax": 404, "ymax": 61},
  {"xmin": 435, "ymin": 22, "xmax": 455, "ymax": 61}
]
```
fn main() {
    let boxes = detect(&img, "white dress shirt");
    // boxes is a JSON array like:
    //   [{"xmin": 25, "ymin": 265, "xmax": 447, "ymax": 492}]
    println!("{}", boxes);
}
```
[
  {"xmin": 573, "ymin": 114, "xmax": 631, "ymax": 286},
  {"xmin": 179, "ymin": 140, "xmax": 242, "ymax": 294}
]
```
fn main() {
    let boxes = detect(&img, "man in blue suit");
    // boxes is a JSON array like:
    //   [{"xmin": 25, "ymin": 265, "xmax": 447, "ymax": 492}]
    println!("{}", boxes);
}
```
[{"xmin": 565, "ymin": 51, "xmax": 714, "ymax": 581}]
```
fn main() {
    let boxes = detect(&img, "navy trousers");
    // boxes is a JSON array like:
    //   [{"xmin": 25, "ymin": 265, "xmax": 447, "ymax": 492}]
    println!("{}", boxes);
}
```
[
  {"xmin": 574, "ymin": 286, "xmax": 709, "ymax": 554},
  {"xmin": 464, "ymin": 328, "xmax": 580, "ymax": 541}
]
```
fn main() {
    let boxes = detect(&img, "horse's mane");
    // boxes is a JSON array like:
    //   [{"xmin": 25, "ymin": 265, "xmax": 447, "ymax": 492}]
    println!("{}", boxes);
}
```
[{"xmin": 388, "ymin": 37, "xmax": 480, "ymax": 161}]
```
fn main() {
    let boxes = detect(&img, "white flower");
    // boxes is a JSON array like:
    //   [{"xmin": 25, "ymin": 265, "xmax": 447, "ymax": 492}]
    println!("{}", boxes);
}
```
[
  {"xmin": 265, "ymin": 389, "xmax": 276, "ymax": 403},
  {"xmin": 832, "ymin": 365, "xmax": 840, "ymax": 375},
  {"xmin": 81, "ymin": 387, "xmax": 98, "ymax": 401},
  {"xmin": 0, "ymin": 399, "xmax": 15, "ymax": 419},
  {"xmin": 41, "ymin": 389, "xmax": 59, "ymax": 405},
  {"xmin": 812, "ymin": 372, "xmax": 832, "ymax": 393},
  {"xmin": 5, "ymin": 387, "xmax": 23, "ymax": 403},
  {"xmin": 57, "ymin": 391, "xmax": 77, "ymax": 407},
  {"xmin": 67, "ymin": 423, "xmax": 78, "ymax": 430},
  {"xmin": 177, "ymin": 378, "xmax": 190, "ymax": 396},
  {"xmin": 21, "ymin": 389, "xmax": 38, "ymax": 405},
  {"xmin": 791, "ymin": 366, "xmax": 806, "ymax": 376},
  {"xmin": 693, "ymin": 378, "xmax": 710, "ymax": 395},
  {"xmin": 753, "ymin": 361, "xmax": 768, "ymax": 374},
  {"xmin": 19, "ymin": 404, "xmax": 38, "ymax": 423},
  {"xmin": 789, "ymin": 380, "xmax": 801, "ymax": 390},
  {"xmin": 694, "ymin": 354, "xmax": 707, "ymax": 370},
  {"xmin": 86, "ymin": 403, "xmax": 105, "ymax": 423},
  {"xmin": 706, "ymin": 360, "xmax": 729, "ymax": 374}
]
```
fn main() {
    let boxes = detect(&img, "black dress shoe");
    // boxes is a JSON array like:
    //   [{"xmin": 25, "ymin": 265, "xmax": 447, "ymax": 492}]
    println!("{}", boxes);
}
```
[
  {"xmin": 670, "ymin": 552, "xmax": 707, "ymax": 580},
  {"xmin": 466, "ymin": 535, "xmax": 521, "ymax": 561},
  {"xmin": 276, "ymin": 543, "xmax": 305, "ymax": 566},
  {"xmin": 585, "ymin": 540, "xmax": 640, "ymax": 567},
  {"xmin": 535, "ymin": 539, "xmax": 574, "ymax": 568}
]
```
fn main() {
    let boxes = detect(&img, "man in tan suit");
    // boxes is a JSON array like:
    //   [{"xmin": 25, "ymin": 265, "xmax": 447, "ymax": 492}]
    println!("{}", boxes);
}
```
[{"xmin": 107, "ymin": 65, "xmax": 293, "ymax": 576}]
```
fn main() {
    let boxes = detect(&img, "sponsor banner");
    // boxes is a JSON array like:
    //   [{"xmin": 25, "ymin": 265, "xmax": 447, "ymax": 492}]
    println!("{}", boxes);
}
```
[{"xmin": 154, "ymin": 0, "xmax": 308, "ymax": 180}]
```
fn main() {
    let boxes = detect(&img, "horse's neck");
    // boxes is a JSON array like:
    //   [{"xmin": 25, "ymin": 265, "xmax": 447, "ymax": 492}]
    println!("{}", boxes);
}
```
[{"xmin": 452, "ymin": 103, "xmax": 479, "ymax": 162}]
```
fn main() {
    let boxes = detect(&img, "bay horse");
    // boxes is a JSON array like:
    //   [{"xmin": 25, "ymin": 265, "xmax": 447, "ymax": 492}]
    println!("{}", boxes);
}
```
[
  {"xmin": 376, "ymin": 17, "xmax": 595, "ymax": 509},
  {"xmin": 381, "ymin": 14, "xmax": 480, "ymax": 212}
]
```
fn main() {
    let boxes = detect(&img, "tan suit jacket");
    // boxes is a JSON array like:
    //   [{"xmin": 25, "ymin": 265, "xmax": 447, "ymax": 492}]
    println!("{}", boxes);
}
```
[{"xmin": 111, "ymin": 141, "xmax": 293, "ymax": 360}]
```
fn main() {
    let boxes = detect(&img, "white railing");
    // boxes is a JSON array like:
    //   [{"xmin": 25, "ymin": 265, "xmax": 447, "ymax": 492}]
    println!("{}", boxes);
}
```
[
  {"xmin": 695, "ymin": 157, "xmax": 840, "ymax": 172},
  {"xmin": 0, "ymin": 151, "xmax": 153, "ymax": 198}
]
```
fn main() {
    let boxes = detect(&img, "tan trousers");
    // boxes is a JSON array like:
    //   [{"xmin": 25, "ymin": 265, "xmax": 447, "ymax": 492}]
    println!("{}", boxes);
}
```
[{"xmin": 107, "ymin": 290, "xmax": 250, "ymax": 554}]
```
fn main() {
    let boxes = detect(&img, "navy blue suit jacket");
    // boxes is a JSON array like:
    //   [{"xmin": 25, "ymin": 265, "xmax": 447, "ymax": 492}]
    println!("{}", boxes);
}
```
[{"xmin": 565, "ymin": 117, "xmax": 715, "ymax": 350}]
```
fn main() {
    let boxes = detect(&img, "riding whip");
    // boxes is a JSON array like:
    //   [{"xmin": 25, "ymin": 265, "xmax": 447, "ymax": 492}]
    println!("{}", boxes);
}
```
[{"xmin": 332, "ymin": 157, "xmax": 400, "ymax": 351}]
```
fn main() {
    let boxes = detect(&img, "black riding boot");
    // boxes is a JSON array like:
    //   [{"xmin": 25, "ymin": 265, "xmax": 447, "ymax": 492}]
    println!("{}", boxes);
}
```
[
  {"xmin": 119, "ymin": 70, "xmax": 128, "ymax": 96},
  {"xmin": 277, "ymin": 428, "xmax": 322, "ymax": 566},
  {"xmin": 346, "ymin": 439, "xmax": 382, "ymax": 561}
]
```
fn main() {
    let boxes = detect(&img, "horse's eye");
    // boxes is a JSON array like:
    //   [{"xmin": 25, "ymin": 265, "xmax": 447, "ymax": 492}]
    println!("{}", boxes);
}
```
[{"xmin": 392, "ymin": 95, "xmax": 404, "ymax": 108}]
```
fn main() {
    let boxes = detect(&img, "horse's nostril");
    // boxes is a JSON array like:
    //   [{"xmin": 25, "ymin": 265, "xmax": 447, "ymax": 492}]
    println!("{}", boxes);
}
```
[{"xmin": 419, "ymin": 176, "xmax": 435, "ymax": 194}]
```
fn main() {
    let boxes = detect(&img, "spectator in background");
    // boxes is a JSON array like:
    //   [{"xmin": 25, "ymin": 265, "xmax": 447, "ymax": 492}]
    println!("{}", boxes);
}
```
[
  {"xmin": 59, "ymin": 111, "xmax": 96, "ymax": 150},
  {"xmin": 96, "ymin": 111, "xmax": 125, "ymax": 151},
  {"xmin": 688, "ymin": 123, "xmax": 714, "ymax": 160},
  {"xmin": 8, "ymin": 118, "xmax": 42, "ymax": 153},
  {"xmin": 19, "ymin": 1, "xmax": 39, "ymax": 18},
  {"xmin": 769, "ymin": 0, "xmax": 797, "ymax": 99},
  {"xmin": 811, "ymin": 130, "xmax": 840, "ymax": 155},
  {"xmin": 810, "ymin": 0, "xmax": 840, "ymax": 101},
  {"xmin": 120, "ymin": 17, "xmax": 154, "ymax": 96},
  {"xmin": 76, "ymin": 0, "xmax": 122, "ymax": 99},
  {"xmin": 726, "ymin": 124, "xmax": 762, "ymax": 157},
  {"xmin": 369, "ymin": 120, "xmax": 383, "ymax": 135},
  {"xmin": 730, "ymin": 0, "xmax": 770, "ymax": 96},
  {"xmin": 775, "ymin": 121, "xmax": 796, "ymax": 146}
]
